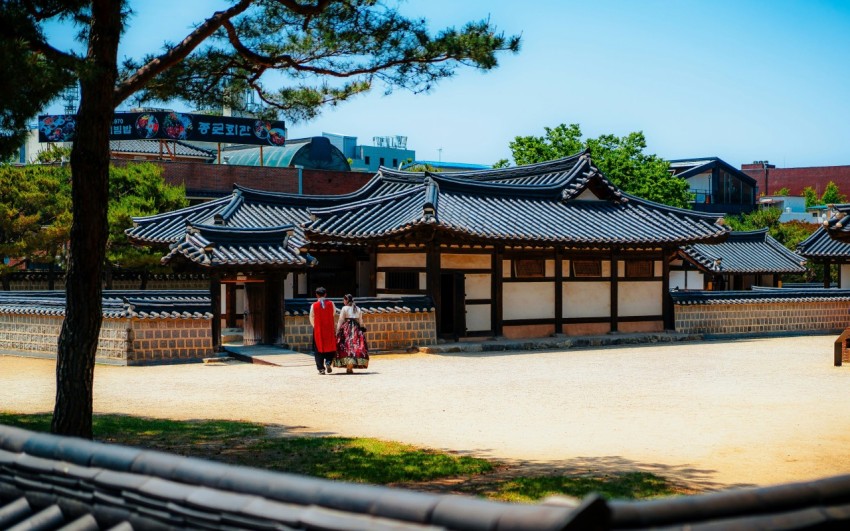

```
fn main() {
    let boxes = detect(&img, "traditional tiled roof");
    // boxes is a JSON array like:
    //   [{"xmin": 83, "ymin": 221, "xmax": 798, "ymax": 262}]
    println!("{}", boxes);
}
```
[
  {"xmin": 820, "ymin": 203, "xmax": 850, "ymax": 245},
  {"xmin": 670, "ymin": 288, "xmax": 850, "ymax": 305},
  {"xmin": 162, "ymin": 224, "xmax": 315, "ymax": 269},
  {"xmin": 797, "ymin": 225, "xmax": 850, "ymax": 258},
  {"xmin": 305, "ymin": 155, "xmax": 728, "ymax": 247},
  {"xmin": 680, "ymin": 229, "xmax": 806, "ymax": 274},
  {"xmin": 284, "ymin": 296, "xmax": 434, "ymax": 316},
  {"xmin": 110, "ymin": 139, "xmax": 215, "ymax": 159},
  {"xmin": 4, "ymin": 424, "xmax": 850, "ymax": 530},
  {"xmin": 128, "ymin": 154, "xmax": 728, "ymax": 267},
  {"xmin": 0, "ymin": 290, "xmax": 212, "ymax": 319}
]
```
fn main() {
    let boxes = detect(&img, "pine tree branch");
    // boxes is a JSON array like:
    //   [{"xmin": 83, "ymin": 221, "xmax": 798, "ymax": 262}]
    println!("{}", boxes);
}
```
[{"xmin": 114, "ymin": 0, "xmax": 254, "ymax": 105}]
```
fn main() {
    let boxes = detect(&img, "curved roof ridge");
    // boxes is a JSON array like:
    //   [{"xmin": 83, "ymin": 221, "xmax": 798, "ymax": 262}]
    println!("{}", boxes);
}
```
[
  {"xmin": 130, "ymin": 195, "xmax": 231, "ymax": 223},
  {"xmin": 307, "ymin": 183, "xmax": 424, "ymax": 216},
  {"xmin": 727, "ymin": 228, "xmax": 769, "ymax": 241},
  {"xmin": 444, "ymin": 151, "xmax": 588, "ymax": 180},
  {"xmin": 233, "ymin": 173, "xmax": 389, "ymax": 206},
  {"xmin": 617, "ymin": 189, "xmax": 729, "ymax": 223}
]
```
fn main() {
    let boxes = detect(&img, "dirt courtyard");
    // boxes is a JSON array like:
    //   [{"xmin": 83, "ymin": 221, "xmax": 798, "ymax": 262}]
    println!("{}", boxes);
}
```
[{"xmin": 2, "ymin": 333, "xmax": 849, "ymax": 492}]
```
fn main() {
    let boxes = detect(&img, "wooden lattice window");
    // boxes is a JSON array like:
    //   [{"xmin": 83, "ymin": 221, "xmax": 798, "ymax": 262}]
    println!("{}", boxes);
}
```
[
  {"xmin": 514, "ymin": 259, "xmax": 545, "ymax": 278},
  {"xmin": 572, "ymin": 260, "xmax": 602, "ymax": 277},
  {"xmin": 625, "ymin": 260, "xmax": 653, "ymax": 278},
  {"xmin": 386, "ymin": 271, "xmax": 419, "ymax": 290}
]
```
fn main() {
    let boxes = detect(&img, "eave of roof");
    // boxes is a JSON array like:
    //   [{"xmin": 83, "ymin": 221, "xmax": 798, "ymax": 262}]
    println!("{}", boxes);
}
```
[{"xmin": 681, "ymin": 229, "xmax": 806, "ymax": 273}]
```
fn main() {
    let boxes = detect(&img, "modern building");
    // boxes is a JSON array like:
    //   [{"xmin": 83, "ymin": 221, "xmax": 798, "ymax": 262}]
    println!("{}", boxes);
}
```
[
  {"xmin": 669, "ymin": 157, "xmax": 758, "ymax": 215},
  {"xmin": 322, "ymin": 133, "xmax": 415, "ymax": 172},
  {"xmin": 220, "ymin": 136, "xmax": 351, "ymax": 171}
]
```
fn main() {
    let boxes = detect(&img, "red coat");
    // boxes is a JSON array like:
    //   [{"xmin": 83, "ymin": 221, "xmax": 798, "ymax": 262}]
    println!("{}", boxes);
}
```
[{"xmin": 311, "ymin": 299, "xmax": 337, "ymax": 353}]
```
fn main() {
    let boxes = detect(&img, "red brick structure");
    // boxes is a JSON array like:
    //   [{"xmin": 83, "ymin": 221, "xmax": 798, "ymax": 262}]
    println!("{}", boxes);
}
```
[
  {"xmin": 741, "ymin": 161, "xmax": 850, "ymax": 197},
  {"xmin": 112, "ymin": 158, "xmax": 372, "ymax": 198}
]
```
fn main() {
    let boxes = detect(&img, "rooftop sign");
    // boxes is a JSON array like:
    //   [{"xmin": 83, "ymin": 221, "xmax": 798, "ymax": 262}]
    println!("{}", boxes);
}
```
[{"xmin": 38, "ymin": 112, "xmax": 286, "ymax": 146}]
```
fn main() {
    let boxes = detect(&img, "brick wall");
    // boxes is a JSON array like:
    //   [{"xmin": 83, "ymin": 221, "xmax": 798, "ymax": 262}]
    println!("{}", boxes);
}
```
[
  {"xmin": 112, "ymin": 159, "xmax": 374, "ymax": 197},
  {"xmin": 675, "ymin": 301, "xmax": 850, "ymax": 335},
  {"xmin": 127, "ymin": 318, "xmax": 212, "ymax": 365},
  {"xmin": 0, "ymin": 313, "xmax": 211, "ymax": 365},
  {"xmin": 741, "ymin": 163, "xmax": 850, "ymax": 196},
  {"xmin": 284, "ymin": 311, "xmax": 437, "ymax": 353}
]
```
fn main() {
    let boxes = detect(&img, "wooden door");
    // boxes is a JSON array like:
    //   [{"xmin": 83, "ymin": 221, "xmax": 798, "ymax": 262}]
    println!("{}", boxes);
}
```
[{"xmin": 243, "ymin": 283, "xmax": 265, "ymax": 345}]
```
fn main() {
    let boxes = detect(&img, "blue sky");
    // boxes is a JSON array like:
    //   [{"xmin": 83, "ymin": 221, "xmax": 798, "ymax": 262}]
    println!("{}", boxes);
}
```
[{"xmin": 44, "ymin": 0, "xmax": 850, "ymax": 169}]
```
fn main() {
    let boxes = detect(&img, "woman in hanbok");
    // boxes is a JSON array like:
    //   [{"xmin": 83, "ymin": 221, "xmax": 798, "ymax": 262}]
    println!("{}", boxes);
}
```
[{"xmin": 334, "ymin": 294, "xmax": 369, "ymax": 373}]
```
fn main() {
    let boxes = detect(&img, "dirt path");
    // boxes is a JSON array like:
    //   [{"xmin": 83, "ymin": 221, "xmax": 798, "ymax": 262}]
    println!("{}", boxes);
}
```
[{"xmin": 2, "ymin": 334, "xmax": 849, "ymax": 492}]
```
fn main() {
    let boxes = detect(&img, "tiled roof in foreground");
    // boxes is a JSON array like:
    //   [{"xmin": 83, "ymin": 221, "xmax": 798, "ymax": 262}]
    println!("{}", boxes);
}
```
[
  {"xmin": 0, "ymin": 290, "xmax": 212, "ymax": 319},
  {"xmin": 800, "ymin": 223, "xmax": 850, "ymax": 258},
  {"xmin": 680, "ymin": 229, "xmax": 806, "ymax": 273},
  {"xmin": 3, "ymin": 424, "xmax": 850, "ymax": 530}
]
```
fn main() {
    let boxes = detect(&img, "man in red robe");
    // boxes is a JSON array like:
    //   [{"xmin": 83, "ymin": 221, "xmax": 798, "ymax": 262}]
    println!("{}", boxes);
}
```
[{"xmin": 309, "ymin": 286, "xmax": 338, "ymax": 374}]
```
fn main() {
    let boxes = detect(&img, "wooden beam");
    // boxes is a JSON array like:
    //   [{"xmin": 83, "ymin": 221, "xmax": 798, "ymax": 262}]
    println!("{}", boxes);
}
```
[
  {"xmin": 554, "ymin": 247, "xmax": 563, "ymax": 334},
  {"xmin": 427, "ymin": 244, "xmax": 441, "ymax": 335},
  {"xmin": 210, "ymin": 273, "xmax": 222, "ymax": 352},
  {"xmin": 610, "ymin": 248, "xmax": 619, "ymax": 333},
  {"xmin": 492, "ymin": 246, "xmax": 503, "ymax": 337}
]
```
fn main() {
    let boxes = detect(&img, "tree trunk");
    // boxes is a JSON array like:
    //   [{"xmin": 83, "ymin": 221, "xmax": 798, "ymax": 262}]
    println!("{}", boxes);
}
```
[{"xmin": 52, "ymin": 0, "xmax": 122, "ymax": 439}]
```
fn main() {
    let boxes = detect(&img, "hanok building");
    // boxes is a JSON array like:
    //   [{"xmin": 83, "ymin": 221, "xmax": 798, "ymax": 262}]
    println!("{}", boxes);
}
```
[
  {"xmin": 800, "ymin": 207, "xmax": 850, "ymax": 288},
  {"xmin": 671, "ymin": 229, "xmax": 807, "ymax": 291},
  {"xmin": 128, "ymin": 152, "xmax": 729, "ymax": 349}
]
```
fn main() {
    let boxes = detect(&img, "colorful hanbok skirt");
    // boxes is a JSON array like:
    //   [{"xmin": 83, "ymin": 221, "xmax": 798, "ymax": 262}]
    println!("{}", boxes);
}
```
[{"xmin": 334, "ymin": 319, "xmax": 369, "ymax": 369}]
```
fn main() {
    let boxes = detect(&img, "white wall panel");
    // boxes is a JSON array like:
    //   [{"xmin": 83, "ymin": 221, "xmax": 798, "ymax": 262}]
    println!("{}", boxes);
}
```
[
  {"xmin": 466, "ymin": 304, "xmax": 491, "ymax": 332},
  {"xmin": 619, "ymin": 281, "xmax": 663, "ymax": 317},
  {"xmin": 563, "ymin": 282, "xmax": 610, "ymax": 318},
  {"xmin": 465, "ymin": 274, "xmax": 491, "ymax": 300},
  {"xmin": 441, "ymin": 253, "xmax": 490, "ymax": 269},
  {"xmin": 377, "ymin": 253, "xmax": 426, "ymax": 267},
  {"xmin": 503, "ymin": 282, "xmax": 555, "ymax": 320}
]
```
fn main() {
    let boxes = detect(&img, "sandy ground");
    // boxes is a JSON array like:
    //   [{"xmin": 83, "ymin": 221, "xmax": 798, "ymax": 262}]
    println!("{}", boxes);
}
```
[{"xmin": 2, "ymin": 333, "xmax": 849, "ymax": 491}]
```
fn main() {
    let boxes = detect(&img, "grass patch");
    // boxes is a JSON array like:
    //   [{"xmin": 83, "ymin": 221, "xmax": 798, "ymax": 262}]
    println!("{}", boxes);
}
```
[
  {"xmin": 0, "ymin": 412, "xmax": 491, "ymax": 484},
  {"xmin": 488, "ymin": 472, "xmax": 683, "ymax": 503}
]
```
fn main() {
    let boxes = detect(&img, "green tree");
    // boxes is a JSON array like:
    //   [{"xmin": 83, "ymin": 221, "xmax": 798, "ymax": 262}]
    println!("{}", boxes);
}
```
[
  {"xmin": 820, "ymin": 181, "xmax": 846, "ymax": 205},
  {"xmin": 774, "ymin": 187, "xmax": 790, "ymax": 196},
  {"xmin": 803, "ymin": 186, "xmax": 820, "ymax": 208},
  {"xmin": 0, "ymin": 0, "xmax": 520, "ymax": 438},
  {"xmin": 106, "ymin": 163, "xmax": 188, "ymax": 277},
  {"xmin": 0, "ymin": 164, "xmax": 71, "ymax": 288},
  {"xmin": 507, "ymin": 123, "xmax": 692, "ymax": 208}
]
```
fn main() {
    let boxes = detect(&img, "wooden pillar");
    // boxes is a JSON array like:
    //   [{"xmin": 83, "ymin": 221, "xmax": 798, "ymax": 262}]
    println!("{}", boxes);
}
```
[
  {"xmin": 265, "ymin": 274, "xmax": 285, "ymax": 345},
  {"xmin": 492, "ymin": 246, "xmax": 503, "ymax": 337},
  {"xmin": 662, "ymin": 250, "xmax": 673, "ymax": 330},
  {"xmin": 427, "ymin": 244, "xmax": 441, "ymax": 335},
  {"xmin": 554, "ymin": 247, "xmax": 563, "ymax": 335},
  {"xmin": 225, "ymin": 284, "xmax": 237, "ymax": 327},
  {"xmin": 610, "ymin": 248, "xmax": 619, "ymax": 333},
  {"xmin": 210, "ymin": 273, "xmax": 222, "ymax": 352},
  {"xmin": 368, "ymin": 246, "xmax": 377, "ymax": 297},
  {"xmin": 824, "ymin": 260, "xmax": 831, "ymax": 288}
]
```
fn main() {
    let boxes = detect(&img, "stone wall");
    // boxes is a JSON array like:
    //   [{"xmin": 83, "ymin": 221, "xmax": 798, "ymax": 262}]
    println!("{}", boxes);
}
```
[
  {"xmin": 0, "ymin": 313, "xmax": 211, "ymax": 365},
  {"xmin": 675, "ymin": 300, "xmax": 850, "ymax": 335},
  {"xmin": 284, "ymin": 311, "xmax": 436, "ymax": 353}
]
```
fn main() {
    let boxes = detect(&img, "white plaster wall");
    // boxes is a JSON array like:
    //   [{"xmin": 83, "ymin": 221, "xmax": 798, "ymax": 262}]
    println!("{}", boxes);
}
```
[
  {"xmin": 442, "ymin": 253, "xmax": 490, "ymax": 269},
  {"xmin": 502, "ymin": 260, "xmax": 511, "ymax": 277},
  {"xmin": 466, "ymin": 304, "xmax": 491, "ymax": 332},
  {"xmin": 377, "ymin": 253, "xmax": 426, "ymax": 268},
  {"xmin": 669, "ymin": 271, "xmax": 705, "ymax": 290},
  {"xmin": 654, "ymin": 261, "xmax": 662, "ymax": 277},
  {"xmin": 562, "ymin": 260, "xmax": 570, "ymax": 277},
  {"xmin": 376, "ymin": 272, "xmax": 385, "ymax": 289},
  {"xmin": 284, "ymin": 273, "xmax": 294, "ymax": 299},
  {"xmin": 843, "ymin": 265, "xmax": 850, "ymax": 289},
  {"xmin": 545, "ymin": 260, "xmax": 555, "ymax": 277},
  {"xmin": 619, "ymin": 281, "xmax": 663, "ymax": 317},
  {"xmin": 601, "ymin": 261, "xmax": 611, "ymax": 277},
  {"xmin": 297, "ymin": 274, "xmax": 307, "ymax": 295},
  {"xmin": 465, "ymin": 274, "xmax": 491, "ymax": 300},
  {"xmin": 419, "ymin": 272, "xmax": 427, "ymax": 290},
  {"xmin": 563, "ymin": 282, "xmax": 610, "ymax": 318},
  {"xmin": 503, "ymin": 282, "xmax": 555, "ymax": 320}
]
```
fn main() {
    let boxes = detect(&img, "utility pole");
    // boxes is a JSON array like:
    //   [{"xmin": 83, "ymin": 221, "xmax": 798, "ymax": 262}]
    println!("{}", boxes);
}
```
[{"xmin": 762, "ymin": 160, "xmax": 770, "ymax": 196}]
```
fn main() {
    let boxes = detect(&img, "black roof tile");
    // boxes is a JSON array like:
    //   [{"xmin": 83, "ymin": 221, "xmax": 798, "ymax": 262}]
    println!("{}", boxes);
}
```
[
  {"xmin": 128, "ymin": 154, "xmax": 729, "ymax": 269},
  {"xmin": 798, "ymin": 225, "xmax": 850, "ymax": 258},
  {"xmin": 680, "ymin": 229, "xmax": 806, "ymax": 273}
]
